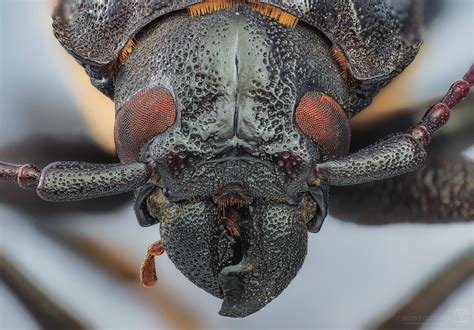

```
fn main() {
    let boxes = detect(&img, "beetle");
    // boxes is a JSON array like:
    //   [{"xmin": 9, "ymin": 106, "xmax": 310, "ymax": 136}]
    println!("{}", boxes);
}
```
[{"xmin": 0, "ymin": 0, "xmax": 472, "ymax": 318}]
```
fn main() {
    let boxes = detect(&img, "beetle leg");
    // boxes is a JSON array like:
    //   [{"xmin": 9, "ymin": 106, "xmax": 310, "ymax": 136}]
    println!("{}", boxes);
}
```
[
  {"xmin": 140, "ymin": 240, "xmax": 165, "ymax": 287},
  {"xmin": 310, "ymin": 65, "xmax": 473, "ymax": 186},
  {"xmin": 329, "ymin": 155, "xmax": 473, "ymax": 224},
  {"xmin": 0, "ymin": 255, "xmax": 87, "ymax": 329},
  {"xmin": 0, "ymin": 161, "xmax": 155, "ymax": 201},
  {"xmin": 374, "ymin": 248, "xmax": 474, "ymax": 329}
]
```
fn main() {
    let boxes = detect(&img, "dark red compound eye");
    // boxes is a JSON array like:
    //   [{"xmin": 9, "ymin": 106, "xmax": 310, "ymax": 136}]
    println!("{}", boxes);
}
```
[
  {"xmin": 294, "ymin": 92, "xmax": 351, "ymax": 159},
  {"xmin": 114, "ymin": 86, "xmax": 176, "ymax": 162}
]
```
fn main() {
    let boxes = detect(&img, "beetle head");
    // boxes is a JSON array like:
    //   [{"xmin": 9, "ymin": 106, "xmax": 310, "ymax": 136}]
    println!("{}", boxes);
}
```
[{"xmin": 111, "ymin": 7, "xmax": 350, "ymax": 316}]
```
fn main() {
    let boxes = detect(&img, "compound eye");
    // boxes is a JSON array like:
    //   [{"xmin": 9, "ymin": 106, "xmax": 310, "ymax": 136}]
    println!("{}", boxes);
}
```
[
  {"xmin": 294, "ymin": 92, "xmax": 350, "ymax": 159},
  {"xmin": 114, "ymin": 86, "xmax": 176, "ymax": 162}
]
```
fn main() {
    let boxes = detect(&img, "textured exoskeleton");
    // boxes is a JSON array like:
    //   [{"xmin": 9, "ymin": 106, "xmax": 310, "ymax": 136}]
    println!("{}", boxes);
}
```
[{"xmin": 1, "ymin": 0, "xmax": 472, "ymax": 317}]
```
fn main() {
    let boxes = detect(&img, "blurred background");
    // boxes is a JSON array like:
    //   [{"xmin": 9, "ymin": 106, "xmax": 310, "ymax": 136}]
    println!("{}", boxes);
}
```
[{"xmin": 0, "ymin": 0, "xmax": 473, "ymax": 329}]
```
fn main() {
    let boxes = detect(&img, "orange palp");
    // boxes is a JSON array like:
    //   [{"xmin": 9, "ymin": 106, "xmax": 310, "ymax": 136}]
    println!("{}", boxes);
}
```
[{"xmin": 140, "ymin": 240, "xmax": 165, "ymax": 287}]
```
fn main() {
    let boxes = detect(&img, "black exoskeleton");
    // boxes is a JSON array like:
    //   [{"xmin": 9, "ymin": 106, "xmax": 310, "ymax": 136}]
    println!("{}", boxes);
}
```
[{"xmin": 1, "ymin": 0, "xmax": 472, "ymax": 317}]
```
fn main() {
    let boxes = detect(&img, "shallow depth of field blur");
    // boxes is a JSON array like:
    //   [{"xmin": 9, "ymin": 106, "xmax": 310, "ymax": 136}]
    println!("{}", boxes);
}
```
[{"xmin": 0, "ymin": 0, "xmax": 473, "ymax": 329}]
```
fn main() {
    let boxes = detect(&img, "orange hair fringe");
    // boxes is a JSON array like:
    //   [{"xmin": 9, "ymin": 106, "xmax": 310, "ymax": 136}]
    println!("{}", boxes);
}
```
[
  {"xmin": 188, "ymin": 0, "xmax": 298, "ymax": 28},
  {"xmin": 188, "ymin": 0, "xmax": 243, "ymax": 17},
  {"xmin": 119, "ymin": 38, "xmax": 137, "ymax": 64},
  {"xmin": 330, "ymin": 44, "xmax": 350, "ymax": 80},
  {"xmin": 249, "ymin": 2, "xmax": 298, "ymax": 28}
]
